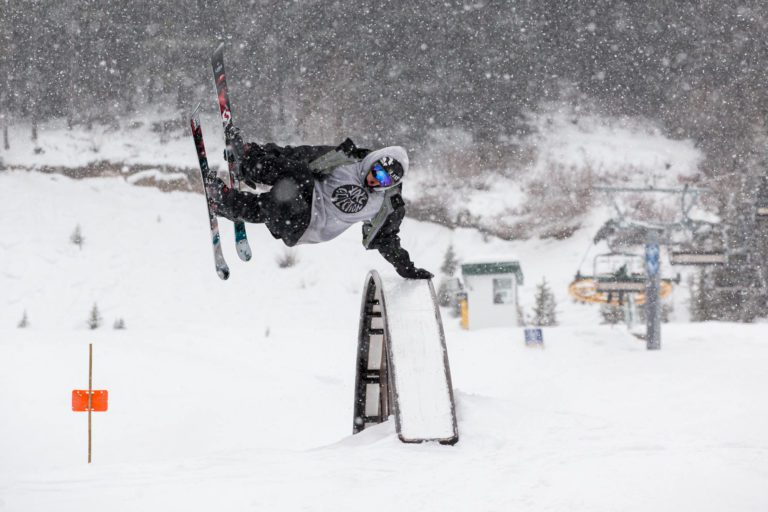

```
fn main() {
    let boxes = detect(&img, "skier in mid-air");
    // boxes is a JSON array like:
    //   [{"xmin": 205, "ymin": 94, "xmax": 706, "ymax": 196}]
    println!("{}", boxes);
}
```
[{"xmin": 209, "ymin": 137, "xmax": 433, "ymax": 279}]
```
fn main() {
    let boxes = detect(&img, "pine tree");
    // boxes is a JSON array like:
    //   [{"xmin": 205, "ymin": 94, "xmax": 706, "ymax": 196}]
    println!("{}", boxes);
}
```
[
  {"xmin": 440, "ymin": 244, "xmax": 459, "ymax": 277},
  {"xmin": 532, "ymin": 277, "xmax": 557, "ymax": 326},
  {"xmin": 87, "ymin": 303, "xmax": 102, "ymax": 330},
  {"xmin": 17, "ymin": 310, "xmax": 28, "ymax": 328},
  {"xmin": 690, "ymin": 269, "xmax": 718, "ymax": 321},
  {"xmin": 113, "ymin": 318, "xmax": 126, "ymax": 330},
  {"xmin": 70, "ymin": 224, "xmax": 84, "ymax": 249}
]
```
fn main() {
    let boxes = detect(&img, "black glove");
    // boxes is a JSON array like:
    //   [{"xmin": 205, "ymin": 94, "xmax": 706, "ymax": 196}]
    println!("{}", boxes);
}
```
[
  {"xmin": 397, "ymin": 266, "xmax": 434, "ymax": 280},
  {"xmin": 227, "ymin": 125, "xmax": 244, "ymax": 146},
  {"xmin": 336, "ymin": 137, "xmax": 369, "ymax": 159},
  {"xmin": 336, "ymin": 138, "xmax": 357, "ymax": 155},
  {"xmin": 207, "ymin": 177, "xmax": 228, "ymax": 205},
  {"xmin": 208, "ymin": 178, "xmax": 239, "ymax": 220},
  {"xmin": 222, "ymin": 126, "xmax": 242, "ymax": 163}
]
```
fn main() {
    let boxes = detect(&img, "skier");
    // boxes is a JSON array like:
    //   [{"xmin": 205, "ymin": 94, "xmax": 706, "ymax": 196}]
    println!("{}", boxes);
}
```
[{"xmin": 209, "ymin": 137, "xmax": 433, "ymax": 279}]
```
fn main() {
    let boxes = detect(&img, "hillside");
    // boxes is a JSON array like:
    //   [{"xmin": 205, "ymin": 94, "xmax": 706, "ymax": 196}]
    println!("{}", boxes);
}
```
[{"xmin": 1, "ymin": 105, "xmax": 703, "ymax": 241}]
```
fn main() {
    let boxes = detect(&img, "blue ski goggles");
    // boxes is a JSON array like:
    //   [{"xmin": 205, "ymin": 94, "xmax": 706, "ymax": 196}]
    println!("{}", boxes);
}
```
[{"xmin": 372, "ymin": 163, "xmax": 393, "ymax": 187}]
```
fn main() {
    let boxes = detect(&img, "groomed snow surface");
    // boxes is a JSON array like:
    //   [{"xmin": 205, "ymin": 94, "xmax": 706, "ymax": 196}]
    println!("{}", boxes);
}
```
[{"xmin": 1, "ymin": 172, "xmax": 767, "ymax": 511}]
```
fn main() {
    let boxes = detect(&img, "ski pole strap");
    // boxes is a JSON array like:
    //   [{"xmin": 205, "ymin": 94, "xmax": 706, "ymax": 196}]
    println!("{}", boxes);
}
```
[
  {"xmin": 308, "ymin": 138, "xmax": 371, "ymax": 178},
  {"xmin": 308, "ymin": 149, "xmax": 359, "ymax": 175}
]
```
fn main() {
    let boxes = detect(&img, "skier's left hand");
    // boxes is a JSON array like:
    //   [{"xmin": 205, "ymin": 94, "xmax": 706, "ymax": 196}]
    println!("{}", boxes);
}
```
[{"xmin": 207, "ymin": 178, "xmax": 230, "ymax": 212}]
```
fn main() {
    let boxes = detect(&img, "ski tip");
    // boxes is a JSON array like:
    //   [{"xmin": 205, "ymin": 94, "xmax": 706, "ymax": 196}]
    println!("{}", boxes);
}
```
[
  {"xmin": 190, "ymin": 102, "xmax": 202, "ymax": 120},
  {"xmin": 236, "ymin": 239, "xmax": 252, "ymax": 262},
  {"xmin": 212, "ymin": 42, "xmax": 225, "ymax": 59}
]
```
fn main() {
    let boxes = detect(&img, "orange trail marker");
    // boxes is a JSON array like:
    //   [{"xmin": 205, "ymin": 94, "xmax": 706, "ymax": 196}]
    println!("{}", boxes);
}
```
[{"xmin": 72, "ymin": 390, "xmax": 108, "ymax": 412}]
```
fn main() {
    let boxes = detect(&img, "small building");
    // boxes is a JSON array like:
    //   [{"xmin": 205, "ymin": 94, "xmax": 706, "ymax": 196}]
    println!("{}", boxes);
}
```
[{"xmin": 460, "ymin": 258, "xmax": 524, "ymax": 329}]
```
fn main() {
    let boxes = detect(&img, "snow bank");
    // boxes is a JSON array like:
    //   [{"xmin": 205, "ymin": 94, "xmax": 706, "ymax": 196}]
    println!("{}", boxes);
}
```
[{"xmin": 0, "ymin": 172, "xmax": 765, "ymax": 511}]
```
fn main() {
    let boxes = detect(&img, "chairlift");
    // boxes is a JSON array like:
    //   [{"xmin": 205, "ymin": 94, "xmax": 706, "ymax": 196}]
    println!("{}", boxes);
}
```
[
  {"xmin": 570, "ymin": 250, "xmax": 677, "ymax": 306},
  {"xmin": 593, "ymin": 253, "xmax": 646, "ymax": 294},
  {"xmin": 569, "ymin": 184, "xmax": 717, "ymax": 309},
  {"xmin": 568, "ymin": 274, "xmax": 674, "ymax": 306}
]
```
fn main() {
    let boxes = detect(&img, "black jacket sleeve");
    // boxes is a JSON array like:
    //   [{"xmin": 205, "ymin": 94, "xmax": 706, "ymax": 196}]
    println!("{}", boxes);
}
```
[
  {"xmin": 259, "ymin": 143, "xmax": 336, "ymax": 164},
  {"xmin": 240, "ymin": 143, "xmax": 338, "ymax": 188},
  {"xmin": 249, "ymin": 138, "xmax": 368, "ymax": 165},
  {"xmin": 241, "ymin": 138, "xmax": 369, "ymax": 187},
  {"xmin": 365, "ymin": 196, "xmax": 420, "ymax": 275}
]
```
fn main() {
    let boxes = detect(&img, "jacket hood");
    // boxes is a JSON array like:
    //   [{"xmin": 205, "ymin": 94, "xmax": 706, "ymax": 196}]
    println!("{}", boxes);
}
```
[{"xmin": 360, "ymin": 146, "xmax": 409, "ymax": 189}]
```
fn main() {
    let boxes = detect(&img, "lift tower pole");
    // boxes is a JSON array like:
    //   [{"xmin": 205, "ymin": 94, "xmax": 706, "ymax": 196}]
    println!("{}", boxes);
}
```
[{"xmin": 645, "ymin": 230, "xmax": 662, "ymax": 350}]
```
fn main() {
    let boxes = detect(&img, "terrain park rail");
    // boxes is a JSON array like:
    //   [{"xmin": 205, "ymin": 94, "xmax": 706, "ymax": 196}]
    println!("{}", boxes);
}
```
[{"xmin": 352, "ymin": 270, "xmax": 459, "ymax": 445}]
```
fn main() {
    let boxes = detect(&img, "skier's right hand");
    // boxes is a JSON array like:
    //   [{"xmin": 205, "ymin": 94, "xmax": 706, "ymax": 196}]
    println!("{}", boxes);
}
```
[
  {"xmin": 226, "ymin": 125, "xmax": 244, "ymax": 148},
  {"xmin": 397, "ymin": 266, "xmax": 434, "ymax": 280},
  {"xmin": 224, "ymin": 126, "xmax": 253, "ymax": 164}
]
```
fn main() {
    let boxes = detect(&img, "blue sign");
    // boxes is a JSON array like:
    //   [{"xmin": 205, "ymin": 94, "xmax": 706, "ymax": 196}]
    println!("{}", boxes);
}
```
[
  {"xmin": 524, "ymin": 328, "xmax": 544, "ymax": 346},
  {"xmin": 645, "ymin": 243, "xmax": 660, "ymax": 277}
]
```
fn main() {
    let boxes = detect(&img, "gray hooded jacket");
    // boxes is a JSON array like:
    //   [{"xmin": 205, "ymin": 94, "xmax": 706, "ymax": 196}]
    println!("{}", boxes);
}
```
[{"xmin": 297, "ymin": 146, "xmax": 409, "ymax": 245}]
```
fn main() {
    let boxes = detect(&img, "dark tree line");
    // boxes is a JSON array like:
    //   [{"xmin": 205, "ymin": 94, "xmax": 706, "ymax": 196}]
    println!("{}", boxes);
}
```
[
  {"xmin": 2, "ymin": 1, "xmax": 767, "ymax": 152},
  {"xmin": 0, "ymin": 1, "xmax": 758, "ymax": 146}
]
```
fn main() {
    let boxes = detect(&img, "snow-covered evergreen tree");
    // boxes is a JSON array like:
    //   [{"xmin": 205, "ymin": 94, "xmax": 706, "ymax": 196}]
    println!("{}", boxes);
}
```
[
  {"xmin": 532, "ymin": 278, "xmax": 557, "ymax": 326},
  {"xmin": 70, "ymin": 224, "xmax": 84, "ymax": 249},
  {"xmin": 17, "ymin": 310, "xmax": 28, "ymax": 328},
  {"xmin": 437, "ymin": 244, "xmax": 462, "ymax": 307},
  {"xmin": 689, "ymin": 270, "xmax": 719, "ymax": 322},
  {"xmin": 87, "ymin": 303, "xmax": 102, "ymax": 330},
  {"xmin": 440, "ymin": 244, "xmax": 458, "ymax": 277}
]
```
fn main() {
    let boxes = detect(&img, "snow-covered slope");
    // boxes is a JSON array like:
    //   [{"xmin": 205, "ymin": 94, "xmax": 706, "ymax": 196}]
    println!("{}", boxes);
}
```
[
  {"xmin": 0, "ymin": 172, "xmax": 766, "ymax": 511},
  {"xmin": 1, "ymin": 106, "xmax": 705, "ymax": 241},
  {"xmin": 405, "ymin": 106, "xmax": 704, "ymax": 238},
  {"xmin": 1, "ymin": 108, "xmax": 214, "ymax": 172}
]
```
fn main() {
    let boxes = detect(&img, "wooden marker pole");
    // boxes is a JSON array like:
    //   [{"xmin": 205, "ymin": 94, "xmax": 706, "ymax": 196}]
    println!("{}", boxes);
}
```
[
  {"xmin": 71, "ymin": 345, "xmax": 107, "ymax": 464},
  {"xmin": 88, "ymin": 343, "xmax": 93, "ymax": 463}
]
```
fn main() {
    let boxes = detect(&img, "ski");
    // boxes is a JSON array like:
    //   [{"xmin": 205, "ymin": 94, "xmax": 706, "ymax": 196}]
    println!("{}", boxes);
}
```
[
  {"xmin": 211, "ymin": 43, "xmax": 252, "ymax": 262},
  {"xmin": 190, "ymin": 104, "xmax": 230, "ymax": 280}
]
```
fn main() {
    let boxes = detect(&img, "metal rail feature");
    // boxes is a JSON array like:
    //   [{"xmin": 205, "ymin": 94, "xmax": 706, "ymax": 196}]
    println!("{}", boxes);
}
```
[{"xmin": 352, "ymin": 271, "xmax": 459, "ymax": 445}]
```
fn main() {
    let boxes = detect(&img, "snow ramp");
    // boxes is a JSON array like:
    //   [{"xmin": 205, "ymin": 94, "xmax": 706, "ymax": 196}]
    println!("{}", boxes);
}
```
[{"xmin": 352, "ymin": 270, "xmax": 459, "ymax": 445}]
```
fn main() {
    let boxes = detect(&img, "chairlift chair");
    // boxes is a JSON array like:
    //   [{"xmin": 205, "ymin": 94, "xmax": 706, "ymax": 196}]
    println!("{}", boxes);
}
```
[
  {"xmin": 593, "ymin": 253, "xmax": 646, "ymax": 293},
  {"xmin": 569, "ymin": 252, "xmax": 676, "ymax": 306},
  {"xmin": 668, "ymin": 220, "xmax": 727, "ymax": 266}
]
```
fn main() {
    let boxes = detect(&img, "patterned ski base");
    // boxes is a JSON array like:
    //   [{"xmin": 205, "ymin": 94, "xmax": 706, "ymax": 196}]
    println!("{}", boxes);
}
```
[
  {"xmin": 190, "ymin": 105, "xmax": 230, "ymax": 280},
  {"xmin": 212, "ymin": 43, "xmax": 252, "ymax": 263}
]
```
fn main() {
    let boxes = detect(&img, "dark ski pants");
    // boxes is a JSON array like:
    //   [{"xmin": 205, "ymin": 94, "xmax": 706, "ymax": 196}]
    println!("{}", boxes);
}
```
[{"xmin": 221, "ymin": 157, "xmax": 314, "ymax": 247}]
